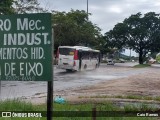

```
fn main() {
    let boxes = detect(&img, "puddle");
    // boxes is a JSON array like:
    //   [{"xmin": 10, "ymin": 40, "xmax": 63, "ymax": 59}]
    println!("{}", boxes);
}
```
[{"xmin": 86, "ymin": 75, "xmax": 124, "ymax": 80}]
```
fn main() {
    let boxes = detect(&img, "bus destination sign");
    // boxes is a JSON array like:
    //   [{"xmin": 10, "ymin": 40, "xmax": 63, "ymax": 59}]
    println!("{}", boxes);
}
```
[{"xmin": 0, "ymin": 13, "xmax": 52, "ymax": 81}]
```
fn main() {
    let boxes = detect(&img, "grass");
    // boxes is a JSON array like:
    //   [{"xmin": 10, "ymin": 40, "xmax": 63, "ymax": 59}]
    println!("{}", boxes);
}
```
[
  {"xmin": 0, "ymin": 99, "xmax": 158, "ymax": 120},
  {"xmin": 0, "ymin": 99, "xmax": 46, "ymax": 120},
  {"xmin": 133, "ymin": 64, "xmax": 151, "ymax": 68},
  {"xmin": 80, "ymin": 95, "xmax": 160, "ymax": 102},
  {"xmin": 0, "ymin": 99, "xmax": 46, "ymax": 111}
]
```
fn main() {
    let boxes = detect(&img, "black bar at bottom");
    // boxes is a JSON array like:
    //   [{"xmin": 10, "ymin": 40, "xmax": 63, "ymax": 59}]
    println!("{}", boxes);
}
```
[{"xmin": 0, "ymin": 111, "xmax": 159, "ymax": 117}]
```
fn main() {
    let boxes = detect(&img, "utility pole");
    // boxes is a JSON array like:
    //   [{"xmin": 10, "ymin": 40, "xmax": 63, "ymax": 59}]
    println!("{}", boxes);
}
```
[{"xmin": 87, "ymin": 0, "xmax": 88, "ymax": 20}]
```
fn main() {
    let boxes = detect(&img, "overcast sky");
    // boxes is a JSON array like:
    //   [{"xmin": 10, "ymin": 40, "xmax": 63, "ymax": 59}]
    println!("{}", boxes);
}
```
[{"xmin": 38, "ymin": 0, "xmax": 160, "ymax": 34}]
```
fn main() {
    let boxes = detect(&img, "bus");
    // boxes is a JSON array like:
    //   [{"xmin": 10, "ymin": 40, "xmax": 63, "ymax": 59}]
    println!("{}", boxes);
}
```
[{"xmin": 56, "ymin": 46, "xmax": 100, "ymax": 71}]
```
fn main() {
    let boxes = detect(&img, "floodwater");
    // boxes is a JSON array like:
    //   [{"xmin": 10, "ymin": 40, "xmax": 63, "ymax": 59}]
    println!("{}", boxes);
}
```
[{"xmin": 0, "ymin": 63, "xmax": 149, "ymax": 102}]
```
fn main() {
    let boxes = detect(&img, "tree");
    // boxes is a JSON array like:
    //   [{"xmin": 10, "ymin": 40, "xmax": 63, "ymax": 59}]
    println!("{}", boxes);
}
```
[
  {"xmin": 0, "ymin": 0, "xmax": 46, "ymax": 14},
  {"xmin": 105, "ymin": 12, "xmax": 160, "ymax": 64},
  {"xmin": 0, "ymin": 0, "xmax": 14, "ymax": 14},
  {"xmin": 14, "ymin": 0, "xmax": 46, "ymax": 13},
  {"xmin": 52, "ymin": 10, "xmax": 102, "ymax": 52}
]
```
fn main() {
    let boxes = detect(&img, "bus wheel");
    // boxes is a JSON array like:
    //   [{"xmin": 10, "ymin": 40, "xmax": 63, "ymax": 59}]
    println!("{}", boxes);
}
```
[{"xmin": 84, "ymin": 65, "xmax": 87, "ymax": 69}]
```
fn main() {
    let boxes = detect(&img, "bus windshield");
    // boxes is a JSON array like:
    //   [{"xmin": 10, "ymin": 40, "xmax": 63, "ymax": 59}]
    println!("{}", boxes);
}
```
[{"xmin": 59, "ymin": 48, "xmax": 75, "ymax": 55}]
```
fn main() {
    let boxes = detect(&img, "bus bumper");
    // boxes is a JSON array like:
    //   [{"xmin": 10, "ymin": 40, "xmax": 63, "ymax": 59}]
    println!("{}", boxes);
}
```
[{"xmin": 57, "ymin": 65, "xmax": 75, "ymax": 70}]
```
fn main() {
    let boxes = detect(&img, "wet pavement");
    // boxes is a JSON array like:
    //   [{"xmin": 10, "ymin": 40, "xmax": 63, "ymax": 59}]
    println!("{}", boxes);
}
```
[{"xmin": 0, "ymin": 62, "xmax": 150, "ymax": 102}]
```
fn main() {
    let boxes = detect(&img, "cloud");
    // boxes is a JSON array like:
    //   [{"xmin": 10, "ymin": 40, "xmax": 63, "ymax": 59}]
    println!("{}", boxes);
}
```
[
  {"xmin": 38, "ymin": 0, "xmax": 160, "ymax": 34},
  {"xmin": 108, "ymin": 5, "xmax": 123, "ymax": 14}
]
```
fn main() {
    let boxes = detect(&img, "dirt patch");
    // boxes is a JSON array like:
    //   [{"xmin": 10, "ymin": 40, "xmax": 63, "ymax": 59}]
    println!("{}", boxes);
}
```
[
  {"xmin": 29, "ymin": 66, "xmax": 160, "ymax": 104},
  {"xmin": 61, "ymin": 67, "xmax": 160, "ymax": 103}
]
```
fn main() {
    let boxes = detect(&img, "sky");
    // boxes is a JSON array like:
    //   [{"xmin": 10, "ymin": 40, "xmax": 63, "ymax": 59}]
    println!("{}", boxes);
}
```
[{"xmin": 38, "ymin": 0, "xmax": 160, "ymax": 34}]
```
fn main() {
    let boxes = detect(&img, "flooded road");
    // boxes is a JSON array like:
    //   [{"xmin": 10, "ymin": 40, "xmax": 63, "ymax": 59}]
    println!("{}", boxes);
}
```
[{"xmin": 0, "ymin": 62, "xmax": 149, "ymax": 102}]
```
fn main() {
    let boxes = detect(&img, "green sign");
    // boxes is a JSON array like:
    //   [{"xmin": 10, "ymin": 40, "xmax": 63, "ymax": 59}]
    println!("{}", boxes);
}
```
[{"xmin": 0, "ymin": 13, "xmax": 52, "ymax": 81}]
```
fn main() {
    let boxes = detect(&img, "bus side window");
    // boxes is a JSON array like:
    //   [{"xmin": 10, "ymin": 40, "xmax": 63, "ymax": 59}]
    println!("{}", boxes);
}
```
[
  {"xmin": 90, "ymin": 52, "xmax": 93, "ymax": 59},
  {"xmin": 81, "ymin": 51, "xmax": 89, "ymax": 60}
]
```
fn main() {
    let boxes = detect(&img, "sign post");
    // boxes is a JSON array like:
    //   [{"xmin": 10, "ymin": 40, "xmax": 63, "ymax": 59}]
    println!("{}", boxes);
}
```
[
  {"xmin": 47, "ymin": 27, "xmax": 54, "ymax": 120},
  {"xmin": 0, "ymin": 13, "xmax": 53, "ymax": 119},
  {"xmin": 47, "ymin": 81, "xmax": 53, "ymax": 120}
]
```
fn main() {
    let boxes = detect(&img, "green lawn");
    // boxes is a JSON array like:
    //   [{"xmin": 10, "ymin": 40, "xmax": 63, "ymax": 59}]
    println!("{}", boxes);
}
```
[{"xmin": 133, "ymin": 64, "xmax": 151, "ymax": 68}]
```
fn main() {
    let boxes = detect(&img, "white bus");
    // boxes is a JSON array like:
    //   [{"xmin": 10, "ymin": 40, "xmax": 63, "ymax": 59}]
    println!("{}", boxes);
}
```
[{"xmin": 56, "ymin": 46, "xmax": 100, "ymax": 71}]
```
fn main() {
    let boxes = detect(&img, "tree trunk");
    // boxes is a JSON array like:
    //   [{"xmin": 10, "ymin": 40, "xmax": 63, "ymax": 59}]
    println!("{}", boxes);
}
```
[{"xmin": 139, "ymin": 51, "xmax": 143, "ymax": 64}]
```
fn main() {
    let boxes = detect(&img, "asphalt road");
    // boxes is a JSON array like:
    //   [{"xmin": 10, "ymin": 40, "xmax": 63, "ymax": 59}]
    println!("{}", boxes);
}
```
[{"xmin": 0, "ymin": 62, "xmax": 150, "ymax": 101}]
